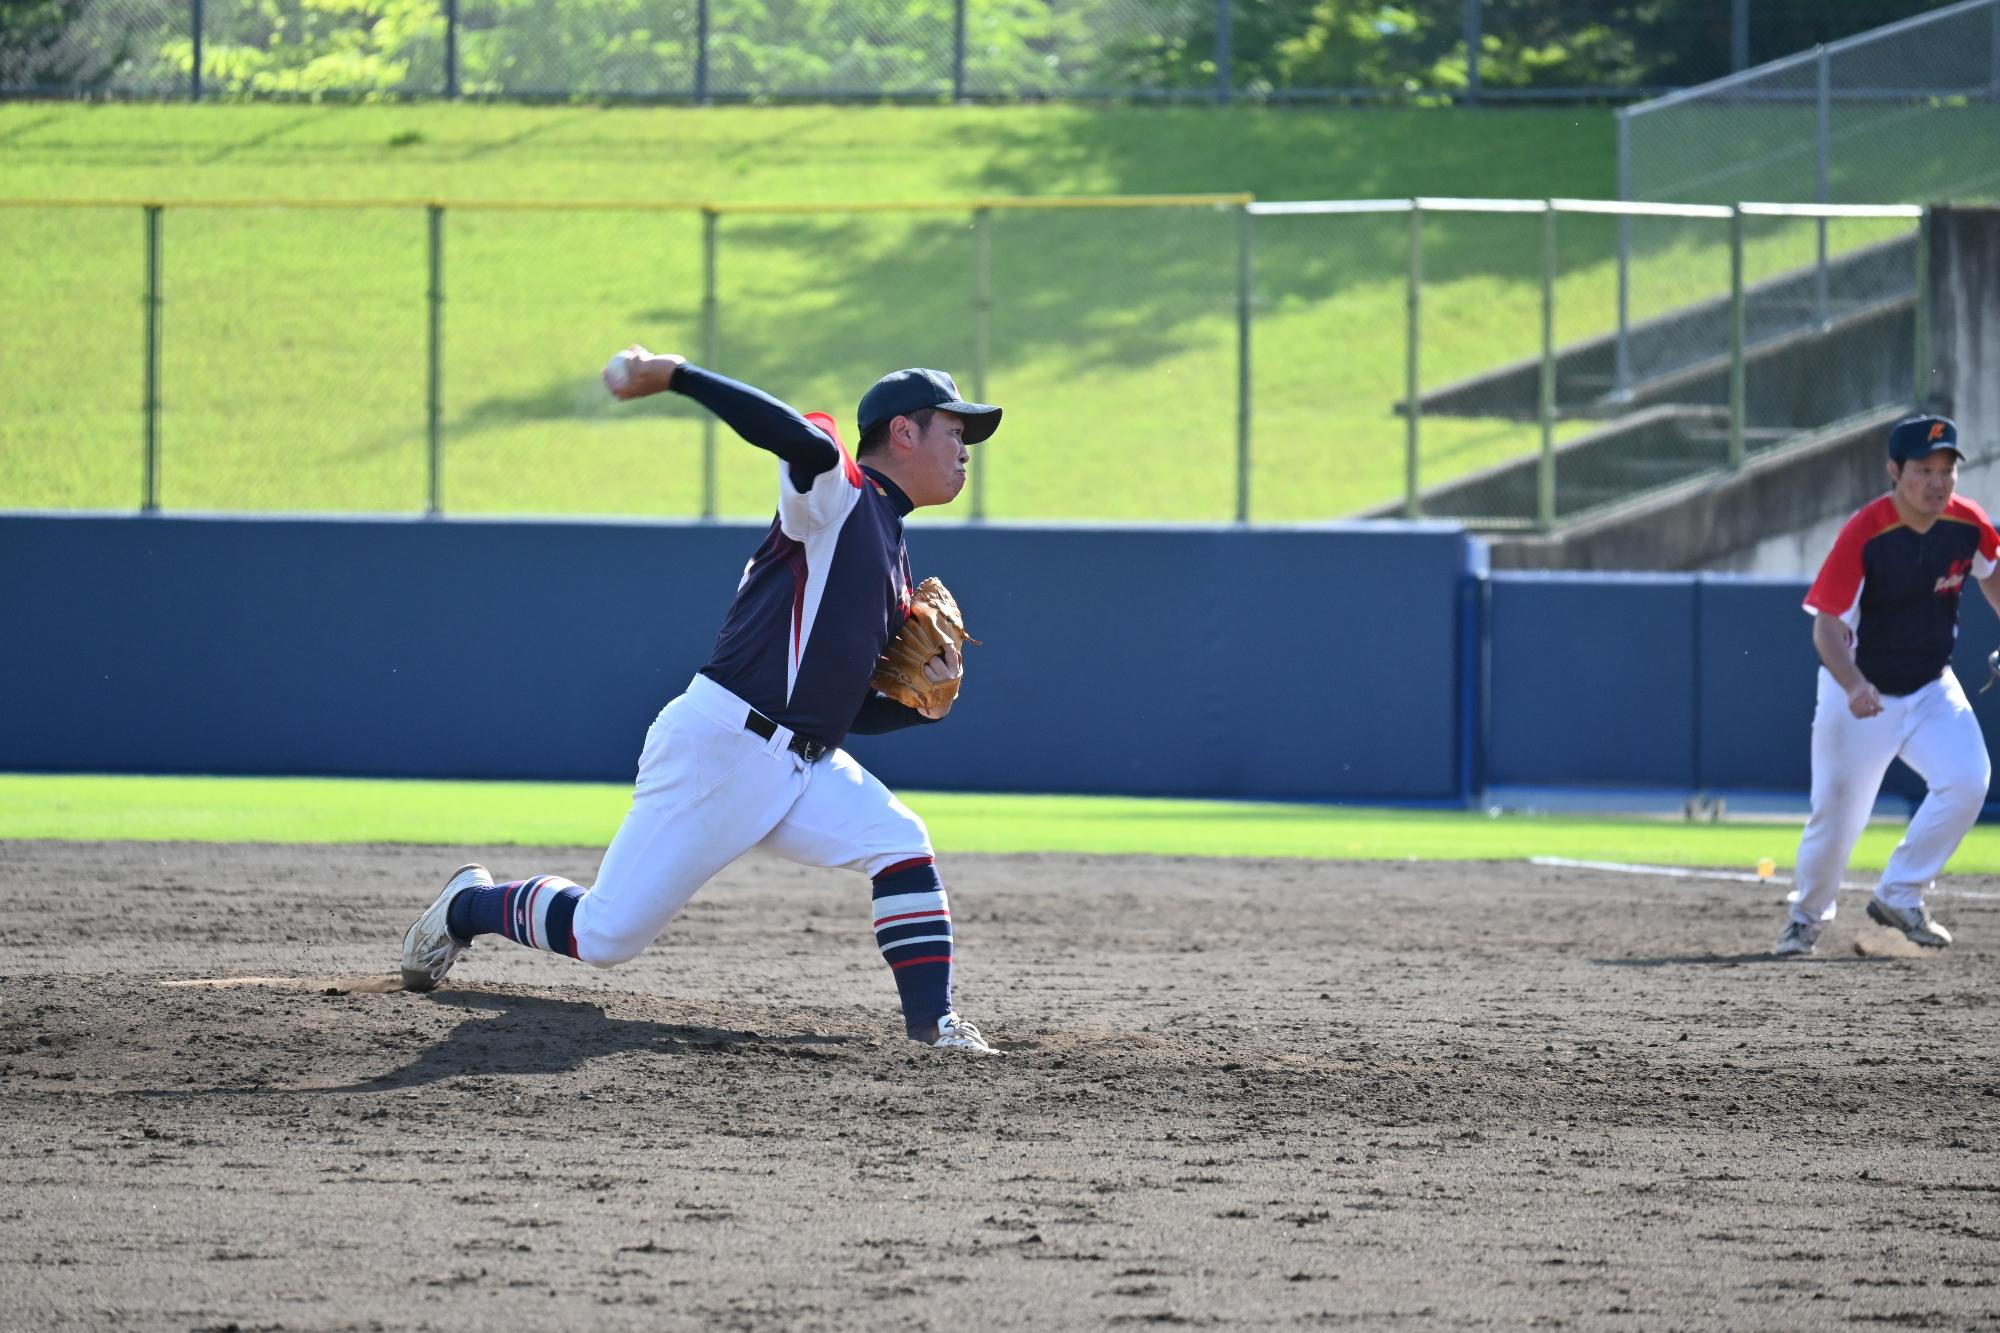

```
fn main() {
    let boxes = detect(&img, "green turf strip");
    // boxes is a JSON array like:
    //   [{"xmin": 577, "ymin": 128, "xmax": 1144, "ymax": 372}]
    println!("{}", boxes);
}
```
[
  {"xmin": 0, "ymin": 104, "xmax": 1610, "ymax": 206},
  {"xmin": 3, "ymin": 773, "xmax": 1993, "ymax": 875}
]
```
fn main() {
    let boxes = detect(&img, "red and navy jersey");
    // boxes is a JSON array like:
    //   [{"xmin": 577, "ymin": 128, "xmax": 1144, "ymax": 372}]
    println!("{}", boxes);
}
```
[
  {"xmin": 673, "ymin": 365, "xmax": 930, "ymax": 749},
  {"xmin": 1803, "ymin": 493, "xmax": 2000, "ymax": 696}
]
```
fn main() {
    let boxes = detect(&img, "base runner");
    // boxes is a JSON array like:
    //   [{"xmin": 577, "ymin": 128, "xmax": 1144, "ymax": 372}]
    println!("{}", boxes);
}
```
[
  {"xmin": 1776, "ymin": 415, "xmax": 2000, "ymax": 956},
  {"xmin": 398, "ymin": 351, "xmax": 1003, "ymax": 1052}
]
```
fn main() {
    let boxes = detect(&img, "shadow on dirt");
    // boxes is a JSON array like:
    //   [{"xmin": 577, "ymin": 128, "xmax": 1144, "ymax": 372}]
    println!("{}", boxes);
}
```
[
  {"xmin": 1594, "ymin": 953, "xmax": 1899, "ymax": 967},
  {"xmin": 333, "ymin": 989, "xmax": 866, "ymax": 1092}
]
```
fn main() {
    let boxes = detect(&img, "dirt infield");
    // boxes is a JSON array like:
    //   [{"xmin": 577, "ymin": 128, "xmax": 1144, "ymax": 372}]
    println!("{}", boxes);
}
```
[{"xmin": 3, "ymin": 840, "xmax": 1997, "ymax": 1331}]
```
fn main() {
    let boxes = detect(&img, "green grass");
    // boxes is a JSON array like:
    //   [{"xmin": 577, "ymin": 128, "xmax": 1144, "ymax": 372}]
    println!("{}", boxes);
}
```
[
  {"xmin": 0, "ymin": 103, "xmax": 1610, "ymax": 204},
  {"xmin": 4, "ymin": 772, "xmax": 1993, "ymax": 875},
  {"xmin": 0, "ymin": 102, "xmax": 1622, "ymax": 522},
  {"xmin": 0, "ymin": 102, "xmax": 1941, "ymax": 525}
]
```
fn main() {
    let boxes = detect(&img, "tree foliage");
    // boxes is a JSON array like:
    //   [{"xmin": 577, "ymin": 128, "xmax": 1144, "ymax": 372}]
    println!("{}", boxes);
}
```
[
  {"xmin": 1117, "ymin": 0, "xmax": 1971, "ymax": 97},
  {"xmin": 1, "ymin": 0, "xmax": 162, "ymax": 90},
  {"xmin": 12, "ymin": 0, "xmax": 1979, "ymax": 99}
]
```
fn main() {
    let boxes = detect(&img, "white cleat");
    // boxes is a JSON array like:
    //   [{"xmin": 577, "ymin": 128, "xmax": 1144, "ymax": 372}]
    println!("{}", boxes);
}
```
[
  {"xmin": 400, "ymin": 863, "xmax": 492, "ymax": 992},
  {"xmin": 928, "ymin": 1012, "xmax": 1001, "ymax": 1055},
  {"xmin": 1866, "ymin": 898, "xmax": 1952, "ymax": 948},
  {"xmin": 1773, "ymin": 919, "xmax": 1823, "ymax": 957}
]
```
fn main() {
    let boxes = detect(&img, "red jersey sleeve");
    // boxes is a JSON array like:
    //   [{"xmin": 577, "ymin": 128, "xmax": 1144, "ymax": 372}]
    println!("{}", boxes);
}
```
[
  {"xmin": 1805, "ymin": 497, "xmax": 1898, "ymax": 619},
  {"xmin": 1946, "ymin": 494, "xmax": 2000, "ymax": 576}
]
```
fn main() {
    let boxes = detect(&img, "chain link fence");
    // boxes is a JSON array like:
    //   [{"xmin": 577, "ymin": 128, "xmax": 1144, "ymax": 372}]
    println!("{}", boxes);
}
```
[
  {"xmin": 6, "ymin": 0, "xmax": 1969, "ymax": 103},
  {"xmin": 1611, "ymin": 0, "xmax": 1997, "ymax": 410},
  {"xmin": 0, "ymin": 193, "xmax": 1931, "ymax": 529},
  {"xmin": 1623, "ymin": 0, "xmax": 2000, "ymax": 208}
]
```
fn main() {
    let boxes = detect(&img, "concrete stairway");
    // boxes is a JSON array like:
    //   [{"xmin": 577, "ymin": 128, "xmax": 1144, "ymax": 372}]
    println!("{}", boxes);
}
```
[{"xmin": 1372, "ymin": 289, "xmax": 1915, "ymax": 529}]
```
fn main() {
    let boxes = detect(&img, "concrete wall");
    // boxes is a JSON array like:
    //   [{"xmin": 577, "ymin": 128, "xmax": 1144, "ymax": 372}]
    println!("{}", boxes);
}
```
[
  {"xmin": 1487, "ymin": 413, "xmax": 1899, "ymax": 574},
  {"xmin": 1928, "ymin": 205, "xmax": 2000, "ymax": 510},
  {"xmin": 1490, "ymin": 206, "xmax": 2000, "ymax": 579},
  {"xmin": 1736, "ymin": 206, "xmax": 2000, "ymax": 576}
]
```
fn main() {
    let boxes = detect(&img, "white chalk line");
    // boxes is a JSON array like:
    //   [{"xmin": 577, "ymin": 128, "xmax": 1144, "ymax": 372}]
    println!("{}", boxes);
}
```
[
  {"xmin": 161, "ymin": 976, "xmax": 404, "ymax": 992},
  {"xmin": 1530, "ymin": 856, "xmax": 2000, "ymax": 900}
]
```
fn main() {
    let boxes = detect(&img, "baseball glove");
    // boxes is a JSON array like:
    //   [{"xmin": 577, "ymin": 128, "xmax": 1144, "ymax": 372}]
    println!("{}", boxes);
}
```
[{"xmin": 871, "ymin": 577, "xmax": 978, "ymax": 715}]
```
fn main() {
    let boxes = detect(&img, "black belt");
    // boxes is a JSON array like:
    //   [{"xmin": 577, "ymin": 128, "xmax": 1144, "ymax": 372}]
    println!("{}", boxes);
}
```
[{"xmin": 745, "ymin": 710, "xmax": 829, "ymax": 763}]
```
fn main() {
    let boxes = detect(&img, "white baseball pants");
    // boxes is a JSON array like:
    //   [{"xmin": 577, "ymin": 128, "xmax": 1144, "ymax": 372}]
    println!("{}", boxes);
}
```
[
  {"xmin": 569, "ymin": 674, "xmax": 933, "ymax": 966},
  {"xmin": 1789, "ymin": 666, "xmax": 1991, "ymax": 923}
]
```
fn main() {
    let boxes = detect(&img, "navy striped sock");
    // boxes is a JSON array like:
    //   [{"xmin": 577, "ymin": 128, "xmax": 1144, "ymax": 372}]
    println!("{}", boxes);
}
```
[
  {"xmin": 446, "ymin": 875, "xmax": 582, "ymax": 957},
  {"xmin": 871, "ymin": 857, "xmax": 953, "ymax": 1040}
]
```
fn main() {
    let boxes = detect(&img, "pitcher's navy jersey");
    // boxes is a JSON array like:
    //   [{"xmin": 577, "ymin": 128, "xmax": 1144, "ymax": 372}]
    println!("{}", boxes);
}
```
[
  {"xmin": 672, "ymin": 365, "xmax": 927, "ymax": 749},
  {"xmin": 1804, "ymin": 493, "xmax": 2000, "ymax": 696}
]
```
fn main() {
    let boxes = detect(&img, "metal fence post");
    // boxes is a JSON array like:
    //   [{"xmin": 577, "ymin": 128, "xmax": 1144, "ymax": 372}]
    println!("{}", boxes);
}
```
[
  {"xmin": 701, "ymin": 208, "xmax": 719, "ymax": 518},
  {"xmin": 1729, "ymin": 206, "xmax": 1746, "ymax": 470},
  {"xmin": 1816, "ymin": 46, "xmax": 1831, "ymax": 324},
  {"xmin": 190, "ymin": 0, "xmax": 204, "ymax": 102},
  {"xmin": 1236, "ymin": 202, "xmax": 1252, "ymax": 523},
  {"xmin": 426, "ymin": 204, "xmax": 445, "ymax": 516},
  {"xmin": 1214, "ymin": 0, "xmax": 1232, "ymax": 105},
  {"xmin": 143, "ymin": 204, "xmax": 163, "ymax": 512},
  {"xmin": 1537, "ymin": 204, "xmax": 1556, "ymax": 532},
  {"xmin": 952, "ymin": 0, "xmax": 967, "ymax": 101},
  {"xmin": 695, "ymin": 0, "xmax": 710, "ymax": 104},
  {"xmin": 444, "ymin": 0, "xmax": 459, "ymax": 98},
  {"xmin": 1732, "ymin": 0, "xmax": 1750, "ymax": 72},
  {"xmin": 1404, "ymin": 203, "xmax": 1423, "ymax": 519},
  {"xmin": 971, "ymin": 204, "xmax": 991, "ymax": 521},
  {"xmin": 1614, "ymin": 110, "xmax": 1632, "ymax": 399},
  {"xmin": 1914, "ymin": 206, "xmax": 1931, "ymax": 409},
  {"xmin": 1463, "ymin": 0, "xmax": 1481, "ymax": 106}
]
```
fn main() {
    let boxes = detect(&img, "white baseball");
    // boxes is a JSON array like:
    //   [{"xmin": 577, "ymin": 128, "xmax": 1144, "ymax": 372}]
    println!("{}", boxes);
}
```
[{"xmin": 602, "ymin": 352, "xmax": 635, "ymax": 397}]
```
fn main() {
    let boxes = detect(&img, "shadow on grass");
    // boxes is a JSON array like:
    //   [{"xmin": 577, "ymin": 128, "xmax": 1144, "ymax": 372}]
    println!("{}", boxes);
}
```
[
  {"xmin": 198, "ymin": 111, "xmax": 319, "ymax": 166},
  {"xmin": 432, "ymin": 110, "xmax": 1621, "ymax": 442},
  {"xmin": 0, "ymin": 109, "xmax": 66, "ymax": 148},
  {"xmin": 456, "ymin": 378, "xmax": 632, "ymax": 427},
  {"xmin": 441, "ymin": 117, "xmax": 1610, "ymax": 434},
  {"xmin": 461, "ymin": 107, "xmax": 604, "ymax": 159},
  {"xmin": 455, "ymin": 208, "xmax": 1240, "ymax": 428}
]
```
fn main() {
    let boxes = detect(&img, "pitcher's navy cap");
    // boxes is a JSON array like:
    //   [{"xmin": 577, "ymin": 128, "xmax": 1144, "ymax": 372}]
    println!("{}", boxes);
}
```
[
  {"xmin": 856, "ymin": 369, "xmax": 1001, "ymax": 444},
  {"xmin": 1888, "ymin": 414, "xmax": 1963, "ymax": 463}
]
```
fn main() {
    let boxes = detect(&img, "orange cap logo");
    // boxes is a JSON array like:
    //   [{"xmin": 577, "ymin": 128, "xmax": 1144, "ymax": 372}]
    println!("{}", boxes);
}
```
[{"xmin": 1930, "ymin": 421, "xmax": 1949, "ymax": 441}]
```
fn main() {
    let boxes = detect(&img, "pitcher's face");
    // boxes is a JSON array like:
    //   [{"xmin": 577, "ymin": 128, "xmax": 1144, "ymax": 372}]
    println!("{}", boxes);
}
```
[{"xmin": 904, "ymin": 411, "xmax": 970, "ymax": 507}]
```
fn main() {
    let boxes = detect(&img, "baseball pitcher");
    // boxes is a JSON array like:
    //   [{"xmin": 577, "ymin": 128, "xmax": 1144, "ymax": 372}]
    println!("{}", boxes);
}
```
[
  {"xmin": 398, "ymin": 352, "xmax": 1002, "ymax": 1053},
  {"xmin": 1776, "ymin": 414, "xmax": 1999, "ymax": 956}
]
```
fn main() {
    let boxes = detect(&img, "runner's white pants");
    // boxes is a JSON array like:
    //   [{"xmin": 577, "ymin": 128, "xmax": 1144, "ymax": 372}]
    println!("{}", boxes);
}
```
[
  {"xmin": 1789, "ymin": 666, "xmax": 1991, "ymax": 923},
  {"xmin": 570, "ymin": 674, "xmax": 933, "ymax": 967}
]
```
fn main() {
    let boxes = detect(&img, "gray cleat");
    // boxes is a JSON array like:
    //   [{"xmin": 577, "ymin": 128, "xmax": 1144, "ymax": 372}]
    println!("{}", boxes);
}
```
[
  {"xmin": 1773, "ymin": 919, "xmax": 1823, "ymax": 957},
  {"xmin": 401, "ymin": 863, "xmax": 492, "ymax": 992},
  {"xmin": 1866, "ymin": 898, "xmax": 1952, "ymax": 948}
]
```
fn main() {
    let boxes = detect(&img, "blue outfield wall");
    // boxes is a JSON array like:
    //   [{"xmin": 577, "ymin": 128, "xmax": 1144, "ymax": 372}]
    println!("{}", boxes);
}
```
[
  {"xmin": 0, "ymin": 514, "xmax": 1477, "ymax": 803},
  {"xmin": 1486, "ymin": 574, "xmax": 1704, "ymax": 790},
  {"xmin": 10, "ymin": 514, "xmax": 2000, "ymax": 806},
  {"xmin": 1485, "ymin": 571, "xmax": 2000, "ymax": 805}
]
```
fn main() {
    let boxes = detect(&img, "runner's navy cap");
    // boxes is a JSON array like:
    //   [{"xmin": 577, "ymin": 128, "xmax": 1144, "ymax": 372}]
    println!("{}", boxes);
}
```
[
  {"xmin": 1888, "ymin": 414, "xmax": 1964, "ymax": 463},
  {"xmin": 857, "ymin": 369, "xmax": 1002, "ymax": 444}
]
